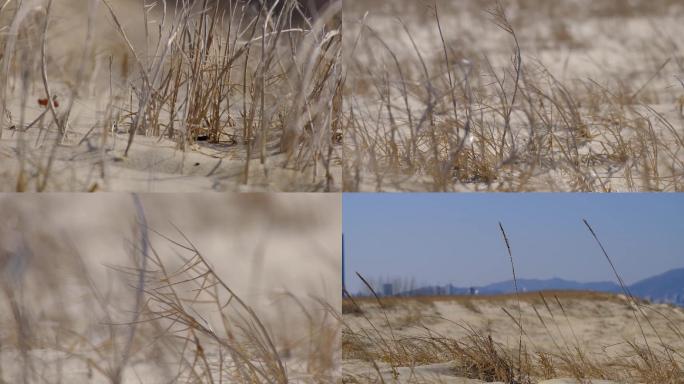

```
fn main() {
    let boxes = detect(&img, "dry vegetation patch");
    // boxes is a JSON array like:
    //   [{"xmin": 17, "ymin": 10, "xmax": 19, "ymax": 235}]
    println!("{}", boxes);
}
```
[
  {"xmin": 0, "ymin": 194, "xmax": 341, "ymax": 383},
  {"xmin": 0, "ymin": 0, "xmax": 342, "ymax": 192},
  {"xmin": 342, "ymin": 222, "xmax": 684, "ymax": 383},
  {"xmin": 343, "ymin": 0, "xmax": 684, "ymax": 191},
  {"xmin": 342, "ymin": 293, "xmax": 684, "ymax": 383}
]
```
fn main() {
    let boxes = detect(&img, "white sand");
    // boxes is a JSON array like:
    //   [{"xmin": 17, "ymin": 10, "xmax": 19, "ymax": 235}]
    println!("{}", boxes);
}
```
[
  {"xmin": 343, "ymin": 0, "xmax": 684, "ymax": 191},
  {"xmin": 0, "ymin": 193, "xmax": 341, "ymax": 383},
  {"xmin": 343, "ymin": 294, "xmax": 684, "ymax": 383},
  {"xmin": 0, "ymin": 0, "xmax": 342, "ymax": 192}
]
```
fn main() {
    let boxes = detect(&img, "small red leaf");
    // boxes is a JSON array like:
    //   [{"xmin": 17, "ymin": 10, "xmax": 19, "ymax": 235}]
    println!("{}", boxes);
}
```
[{"xmin": 37, "ymin": 98, "xmax": 59, "ymax": 108}]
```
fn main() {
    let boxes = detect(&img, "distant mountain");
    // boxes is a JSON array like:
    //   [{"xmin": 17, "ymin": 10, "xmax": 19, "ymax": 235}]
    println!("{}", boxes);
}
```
[
  {"xmin": 629, "ymin": 268, "xmax": 684, "ymax": 304},
  {"xmin": 386, "ymin": 268, "xmax": 684, "ymax": 306},
  {"xmin": 478, "ymin": 278, "xmax": 621, "ymax": 294}
]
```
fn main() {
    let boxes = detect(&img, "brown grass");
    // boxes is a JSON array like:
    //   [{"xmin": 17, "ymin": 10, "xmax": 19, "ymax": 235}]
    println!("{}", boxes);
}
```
[
  {"xmin": 341, "ymin": 221, "xmax": 684, "ymax": 383},
  {"xmin": 0, "ymin": 0, "xmax": 342, "ymax": 192},
  {"xmin": 0, "ymin": 195, "xmax": 340, "ymax": 383},
  {"xmin": 346, "ymin": 290, "xmax": 640, "ymax": 307},
  {"xmin": 342, "ymin": 0, "xmax": 684, "ymax": 191}
]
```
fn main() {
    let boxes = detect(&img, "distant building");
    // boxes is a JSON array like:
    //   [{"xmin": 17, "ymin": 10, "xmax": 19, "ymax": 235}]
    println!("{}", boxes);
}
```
[{"xmin": 382, "ymin": 283, "xmax": 393, "ymax": 297}]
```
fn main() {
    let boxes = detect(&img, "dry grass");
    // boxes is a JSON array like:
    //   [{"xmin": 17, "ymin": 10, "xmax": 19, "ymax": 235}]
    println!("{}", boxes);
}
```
[
  {"xmin": 341, "ymin": 222, "xmax": 684, "ymax": 383},
  {"xmin": 0, "ymin": 195, "xmax": 340, "ymax": 383},
  {"xmin": 0, "ymin": 0, "xmax": 342, "ymax": 192},
  {"xmin": 345, "ymin": 290, "xmax": 637, "ymax": 308},
  {"xmin": 343, "ymin": 295, "xmax": 684, "ymax": 383},
  {"xmin": 342, "ymin": 0, "xmax": 684, "ymax": 191}
]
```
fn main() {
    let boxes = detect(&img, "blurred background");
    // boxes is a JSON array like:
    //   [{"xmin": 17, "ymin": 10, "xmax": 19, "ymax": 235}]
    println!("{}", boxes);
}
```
[{"xmin": 0, "ymin": 193, "xmax": 340, "ymax": 382}]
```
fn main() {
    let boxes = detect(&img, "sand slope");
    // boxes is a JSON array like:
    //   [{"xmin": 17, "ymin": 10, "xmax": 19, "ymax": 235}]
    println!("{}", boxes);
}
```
[{"xmin": 343, "ymin": 293, "xmax": 684, "ymax": 383}]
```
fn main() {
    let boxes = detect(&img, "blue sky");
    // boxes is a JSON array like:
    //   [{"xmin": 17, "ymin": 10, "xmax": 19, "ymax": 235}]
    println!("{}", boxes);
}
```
[{"xmin": 343, "ymin": 194, "xmax": 684, "ymax": 294}]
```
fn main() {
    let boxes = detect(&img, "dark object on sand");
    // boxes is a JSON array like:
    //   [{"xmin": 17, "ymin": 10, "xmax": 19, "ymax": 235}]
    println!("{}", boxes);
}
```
[
  {"xmin": 191, "ymin": 0, "xmax": 334, "ymax": 20},
  {"xmin": 253, "ymin": 0, "xmax": 333, "ymax": 17}
]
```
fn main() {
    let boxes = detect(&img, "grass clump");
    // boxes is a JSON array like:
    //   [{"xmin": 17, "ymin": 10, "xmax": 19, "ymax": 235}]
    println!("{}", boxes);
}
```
[
  {"xmin": 341, "ymin": 221, "xmax": 684, "ymax": 383},
  {"xmin": 343, "ymin": 0, "xmax": 684, "ymax": 191},
  {"xmin": 0, "ymin": 0, "xmax": 342, "ymax": 191},
  {"xmin": 0, "ymin": 195, "xmax": 340, "ymax": 383}
]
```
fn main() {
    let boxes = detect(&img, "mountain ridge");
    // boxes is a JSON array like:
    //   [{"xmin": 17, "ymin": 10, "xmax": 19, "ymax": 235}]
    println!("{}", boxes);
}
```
[{"xmin": 390, "ymin": 267, "xmax": 684, "ymax": 306}]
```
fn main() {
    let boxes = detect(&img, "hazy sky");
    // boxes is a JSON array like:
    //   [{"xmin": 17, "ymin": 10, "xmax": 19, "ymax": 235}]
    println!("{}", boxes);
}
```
[{"xmin": 343, "ymin": 194, "xmax": 684, "ymax": 294}]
